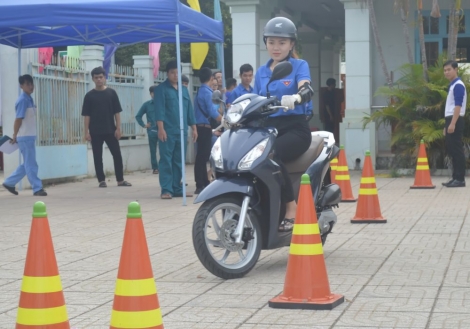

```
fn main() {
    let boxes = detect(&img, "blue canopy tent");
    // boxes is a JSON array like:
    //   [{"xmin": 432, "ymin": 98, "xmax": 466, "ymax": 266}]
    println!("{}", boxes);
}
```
[{"xmin": 0, "ymin": 0, "xmax": 224, "ymax": 204}]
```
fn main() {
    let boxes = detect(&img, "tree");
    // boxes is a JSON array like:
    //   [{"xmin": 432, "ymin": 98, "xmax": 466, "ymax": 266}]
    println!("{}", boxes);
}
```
[
  {"xmin": 394, "ymin": 0, "xmax": 414, "ymax": 65},
  {"xmin": 367, "ymin": 0, "xmax": 393, "ymax": 88},
  {"xmin": 356, "ymin": 0, "xmax": 393, "ymax": 87},
  {"xmin": 448, "ymin": 0, "xmax": 462, "ymax": 61},
  {"xmin": 417, "ymin": 0, "xmax": 429, "ymax": 81},
  {"xmin": 114, "ymin": 0, "xmax": 233, "ymax": 76}
]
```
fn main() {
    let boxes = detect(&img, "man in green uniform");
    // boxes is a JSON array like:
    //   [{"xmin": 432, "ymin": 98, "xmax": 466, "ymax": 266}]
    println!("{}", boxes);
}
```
[
  {"xmin": 155, "ymin": 61, "xmax": 198, "ymax": 199},
  {"xmin": 135, "ymin": 85, "xmax": 159, "ymax": 174}
]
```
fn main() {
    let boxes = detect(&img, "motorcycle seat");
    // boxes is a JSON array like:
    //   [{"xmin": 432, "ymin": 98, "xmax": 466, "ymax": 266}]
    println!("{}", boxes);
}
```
[{"xmin": 284, "ymin": 133, "xmax": 324, "ymax": 174}]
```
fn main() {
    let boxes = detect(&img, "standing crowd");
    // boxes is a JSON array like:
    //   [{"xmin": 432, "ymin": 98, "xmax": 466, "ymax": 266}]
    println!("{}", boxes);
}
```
[{"xmin": 2, "ymin": 17, "xmax": 467, "ymax": 203}]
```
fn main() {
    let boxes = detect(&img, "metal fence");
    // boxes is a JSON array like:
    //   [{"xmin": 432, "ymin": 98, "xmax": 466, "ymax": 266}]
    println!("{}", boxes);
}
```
[
  {"xmin": 30, "ymin": 56, "xmax": 88, "ymax": 146},
  {"xmin": 107, "ymin": 64, "xmax": 145, "ymax": 138}
]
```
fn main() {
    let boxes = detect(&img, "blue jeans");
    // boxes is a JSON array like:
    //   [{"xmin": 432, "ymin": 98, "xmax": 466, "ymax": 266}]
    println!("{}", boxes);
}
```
[{"xmin": 4, "ymin": 139, "xmax": 43, "ymax": 193}]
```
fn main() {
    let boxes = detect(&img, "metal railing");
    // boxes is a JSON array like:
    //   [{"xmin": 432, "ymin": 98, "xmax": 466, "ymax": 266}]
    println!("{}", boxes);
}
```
[
  {"xmin": 30, "ymin": 56, "xmax": 88, "ymax": 146},
  {"xmin": 107, "ymin": 64, "xmax": 145, "ymax": 138}
]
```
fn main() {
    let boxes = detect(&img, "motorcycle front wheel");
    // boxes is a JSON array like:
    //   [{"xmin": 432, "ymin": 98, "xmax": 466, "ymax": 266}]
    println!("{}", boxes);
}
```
[{"xmin": 192, "ymin": 195, "xmax": 262, "ymax": 280}]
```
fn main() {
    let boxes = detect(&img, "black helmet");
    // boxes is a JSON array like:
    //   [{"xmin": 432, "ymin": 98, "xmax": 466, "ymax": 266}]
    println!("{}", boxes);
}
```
[{"xmin": 263, "ymin": 17, "xmax": 297, "ymax": 45}]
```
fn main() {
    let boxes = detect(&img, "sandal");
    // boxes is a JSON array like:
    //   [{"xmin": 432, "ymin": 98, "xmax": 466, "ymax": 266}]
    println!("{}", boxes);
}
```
[
  {"xmin": 161, "ymin": 193, "xmax": 172, "ymax": 199},
  {"xmin": 279, "ymin": 218, "xmax": 294, "ymax": 232},
  {"xmin": 118, "ymin": 181, "xmax": 132, "ymax": 187},
  {"xmin": 99, "ymin": 181, "xmax": 107, "ymax": 188},
  {"xmin": 153, "ymin": 169, "xmax": 159, "ymax": 174}
]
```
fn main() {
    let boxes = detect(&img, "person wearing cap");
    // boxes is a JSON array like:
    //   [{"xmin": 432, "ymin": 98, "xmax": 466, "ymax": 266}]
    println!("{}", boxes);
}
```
[{"xmin": 253, "ymin": 17, "xmax": 314, "ymax": 232}]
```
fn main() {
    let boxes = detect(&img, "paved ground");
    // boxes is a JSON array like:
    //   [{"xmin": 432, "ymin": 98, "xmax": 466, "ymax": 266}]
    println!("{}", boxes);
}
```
[{"xmin": 0, "ymin": 167, "xmax": 469, "ymax": 328}]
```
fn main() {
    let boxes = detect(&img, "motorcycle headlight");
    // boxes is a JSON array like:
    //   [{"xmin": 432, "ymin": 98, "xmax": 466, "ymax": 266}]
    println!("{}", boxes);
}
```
[
  {"xmin": 211, "ymin": 137, "xmax": 223, "ymax": 169},
  {"xmin": 238, "ymin": 138, "xmax": 269, "ymax": 170},
  {"xmin": 226, "ymin": 99, "xmax": 250, "ymax": 125}
]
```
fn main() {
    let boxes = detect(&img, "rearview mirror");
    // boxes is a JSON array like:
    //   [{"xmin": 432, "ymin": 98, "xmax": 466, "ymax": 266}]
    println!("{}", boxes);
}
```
[
  {"xmin": 266, "ymin": 61, "xmax": 293, "ymax": 98},
  {"xmin": 212, "ymin": 90, "xmax": 223, "ymax": 104}
]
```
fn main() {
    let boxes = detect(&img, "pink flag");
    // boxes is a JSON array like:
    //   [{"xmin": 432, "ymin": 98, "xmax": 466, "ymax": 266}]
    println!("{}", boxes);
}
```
[
  {"xmin": 38, "ymin": 47, "xmax": 53, "ymax": 73},
  {"xmin": 149, "ymin": 43, "xmax": 161, "ymax": 78}
]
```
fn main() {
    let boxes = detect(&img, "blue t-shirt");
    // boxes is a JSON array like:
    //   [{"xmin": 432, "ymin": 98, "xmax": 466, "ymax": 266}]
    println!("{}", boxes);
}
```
[
  {"xmin": 194, "ymin": 84, "xmax": 220, "ymax": 125},
  {"xmin": 16, "ymin": 92, "xmax": 37, "ymax": 141},
  {"xmin": 227, "ymin": 84, "xmax": 254, "ymax": 104},
  {"xmin": 253, "ymin": 57, "xmax": 311, "ymax": 117}
]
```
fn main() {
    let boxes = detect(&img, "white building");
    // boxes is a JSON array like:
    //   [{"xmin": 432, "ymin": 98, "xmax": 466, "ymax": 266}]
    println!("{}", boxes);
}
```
[{"xmin": 223, "ymin": 0, "xmax": 470, "ymax": 168}]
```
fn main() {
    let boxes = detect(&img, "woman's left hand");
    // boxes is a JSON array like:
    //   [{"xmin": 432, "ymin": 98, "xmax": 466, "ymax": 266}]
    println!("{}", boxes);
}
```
[{"xmin": 281, "ymin": 94, "xmax": 301, "ymax": 110}]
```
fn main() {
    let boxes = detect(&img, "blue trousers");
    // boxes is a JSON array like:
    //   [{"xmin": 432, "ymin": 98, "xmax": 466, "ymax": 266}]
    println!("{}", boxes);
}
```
[
  {"xmin": 148, "ymin": 131, "xmax": 159, "ymax": 170},
  {"xmin": 4, "ymin": 139, "xmax": 43, "ymax": 193},
  {"xmin": 158, "ymin": 134, "xmax": 187, "ymax": 196}
]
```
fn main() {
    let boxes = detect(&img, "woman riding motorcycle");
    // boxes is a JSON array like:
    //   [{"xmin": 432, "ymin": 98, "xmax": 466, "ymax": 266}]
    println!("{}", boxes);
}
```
[{"xmin": 253, "ymin": 17, "xmax": 314, "ymax": 232}]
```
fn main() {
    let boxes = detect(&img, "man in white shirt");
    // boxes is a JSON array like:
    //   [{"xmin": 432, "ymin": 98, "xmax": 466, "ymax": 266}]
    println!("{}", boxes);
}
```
[
  {"xmin": 2, "ymin": 75, "xmax": 47, "ymax": 196},
  {"xmin": 443, "ymin": 60, "xmax": 467, "ymax": 188}
]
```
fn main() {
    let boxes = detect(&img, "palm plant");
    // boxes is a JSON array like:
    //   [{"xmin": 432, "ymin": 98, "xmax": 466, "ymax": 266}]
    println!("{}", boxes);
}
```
[{"xmin": 363, "ymin": 55, "xmax": 470, "ymax": 169}]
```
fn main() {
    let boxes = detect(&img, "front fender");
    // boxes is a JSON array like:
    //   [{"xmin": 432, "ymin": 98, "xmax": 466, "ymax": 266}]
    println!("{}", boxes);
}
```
[{"xmin": 194, "ymin": 176, "xmax": 254, "ymax": 204}]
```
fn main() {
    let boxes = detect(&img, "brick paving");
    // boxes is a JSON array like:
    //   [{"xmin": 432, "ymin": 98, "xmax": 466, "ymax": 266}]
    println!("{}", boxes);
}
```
[{"xmin": 0, "ymin": 167, "xmax": 469, "ymax": 328}]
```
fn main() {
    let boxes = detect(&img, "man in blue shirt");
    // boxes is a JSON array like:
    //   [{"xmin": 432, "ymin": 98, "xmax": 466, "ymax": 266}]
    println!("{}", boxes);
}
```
[
  {"xmin": 442, "ymin": 60, "xmax": 467, "ymax": 188},
  {"xmin": 135, "ymin": 85, "xmax": 159, "ymax": 174},
  {"xmin": 155, "ymin": 61, "xmax": 198, "ymax": 199},
  {"xmin": 227, "ymin": 64, "xmax": 254, "ymax": 106},
  {"xmin": 3, "ymin": 75, "xmax": 47, "ymax": 196},
  {"xmin": 225, "ymin": 78, "xmax": 237, "ymax": 101},
  {"xmin": 193, "ymin": 67, "xmax": 222, "ymax": 194}
]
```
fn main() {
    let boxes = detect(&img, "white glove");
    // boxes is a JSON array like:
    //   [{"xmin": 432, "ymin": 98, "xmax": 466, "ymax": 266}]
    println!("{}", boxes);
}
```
[{"xmin": 281, "ymin": 94, "xmax": 301, "ymax": 110}]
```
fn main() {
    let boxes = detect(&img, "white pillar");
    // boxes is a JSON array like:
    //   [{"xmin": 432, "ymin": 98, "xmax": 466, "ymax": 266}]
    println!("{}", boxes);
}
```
[
  {"xmin": 333, "ymin": 44, "xmax": 342, "ymax": 84},
  {"xmin": 340, "ymin": 0, "xmax": 376, "ymax": 168},
  {"xmin": 224, "ymin": 0, "xmax": 260, "ymax": 79},
  {"xmin": 320, "ymin": 40, "xmax": 334, "ymax": 88},
  {"xmin": 133, "ymin": 55, "xmax": 154, "ymax": 103},
  {"xmin": 81, "ymin": 45, "xmax": 104, "ymax": 91},
  {"xmin": 258, "ymin": 6, "xmax": 272, "ymax": 68},
  {"xmin": 299, "ymin": 33, "xmax": 322, "ymax": 130}
]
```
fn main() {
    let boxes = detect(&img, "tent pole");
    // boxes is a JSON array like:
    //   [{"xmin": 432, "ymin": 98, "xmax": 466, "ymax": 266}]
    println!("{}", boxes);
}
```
[
  {"xmin": 17, "ymin": 36, "xmax": 23, "ymax": 191},
  {"xmin": 175, "ymin": 24, "xmax": 187, "ymax": 206},
  {"xmin": 220, "ymin": 44, "xmax": 226, "ymax": 101}
]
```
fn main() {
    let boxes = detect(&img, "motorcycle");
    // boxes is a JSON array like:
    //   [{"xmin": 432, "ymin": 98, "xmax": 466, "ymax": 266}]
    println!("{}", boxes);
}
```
[{"xmin": 192, "ymin": 61, "xmax": 342, "ymax": 280}]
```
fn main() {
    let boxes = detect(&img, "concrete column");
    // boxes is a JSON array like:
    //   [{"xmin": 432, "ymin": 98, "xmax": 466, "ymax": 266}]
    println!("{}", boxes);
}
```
[
  {"xmin": 258, "ymin": 4, "xmax": 272, "ymax": 68},
  {"xmin": 224, "ymin": 0, "xmax": 260, "ymax": 79},
  {"xmin": 299, "ymin": 33, "xmax": 321, "ymax": 130},
  {"xmin": 339, "ymin": 0, "xmax": 376, "ymax": 168},
  {"xmin": 81, "ymin": 45, "xmax": 104, "ymax": 91},
  {"xmin": 320, "ymin": 40, "xmax": 334, "ymax": 88},
  {"xmin": 133, "ymin": 55, "xmax": 154, "ymax": 104},
  {"xmin": 332, "ymin": 44, "xmax": 342, "ymax": 84}
]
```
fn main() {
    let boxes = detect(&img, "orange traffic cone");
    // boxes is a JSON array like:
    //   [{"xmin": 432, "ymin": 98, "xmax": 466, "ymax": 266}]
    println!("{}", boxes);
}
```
[
  {"xmin": 330, "ymin": 157, "xmax": 338, "ymax": 184},
  {"xmin": 351, "ymin": 151, "xmax": 386, "ymax": 224},
  {"xmin": 16, "ymin": 202, "xmax": 70, "ymax": 329},
  {"xmin": 110, "ymin": 202, "xmax": 163, "ymax": 329},
  {"xmin": 410, "ymin": 140, "xmax": 435, "ymax": 189},
  {"xmin": 269, "ymin": 174, "xmax": 344, "ymax": 310},
  {"xmin": 335, "ymin": 145, "xmax": 356, "ymax": 202}
]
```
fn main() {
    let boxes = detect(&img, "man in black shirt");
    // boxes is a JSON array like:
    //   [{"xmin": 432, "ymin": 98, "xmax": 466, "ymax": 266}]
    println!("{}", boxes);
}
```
[{"xmin": 81, "ymin": 66, "xmax": 132, "ymax": 188}]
